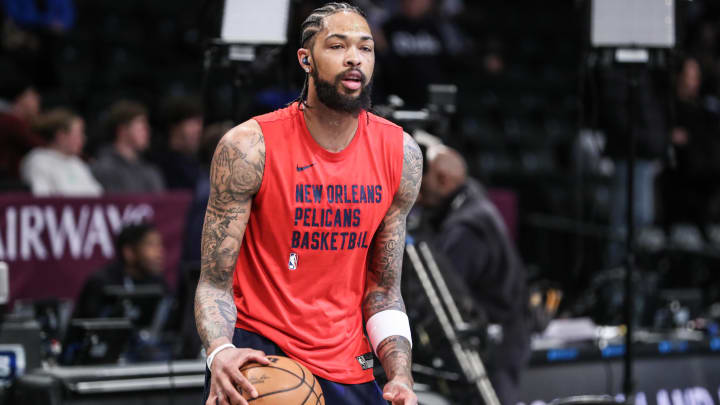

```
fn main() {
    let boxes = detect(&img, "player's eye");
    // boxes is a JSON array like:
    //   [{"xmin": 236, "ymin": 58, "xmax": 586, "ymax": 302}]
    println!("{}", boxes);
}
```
[{"xmin": 330, "ymin": 44, "xmax": 344, "ymax": 49}]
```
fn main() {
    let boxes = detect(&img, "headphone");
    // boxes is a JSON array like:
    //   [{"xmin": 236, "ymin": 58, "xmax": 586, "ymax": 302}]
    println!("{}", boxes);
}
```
[{"xmin": 302, "ymin": 56, "xmax": 309, "ymax": 65}]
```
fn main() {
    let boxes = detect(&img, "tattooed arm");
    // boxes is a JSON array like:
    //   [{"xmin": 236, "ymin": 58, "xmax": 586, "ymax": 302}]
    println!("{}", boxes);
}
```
[
  {"xmin": 194, "ymin": 120, "xmax": 268, "ymax": 405},
  {"xmin": 364, "ymin": 132, "xmax": 422, "ymax": 405}
]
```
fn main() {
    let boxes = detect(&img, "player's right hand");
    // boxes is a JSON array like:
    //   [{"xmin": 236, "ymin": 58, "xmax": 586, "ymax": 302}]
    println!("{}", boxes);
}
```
[{"xmin": 206, "ymin": 347, "xmax": 270, "ymax": 405}]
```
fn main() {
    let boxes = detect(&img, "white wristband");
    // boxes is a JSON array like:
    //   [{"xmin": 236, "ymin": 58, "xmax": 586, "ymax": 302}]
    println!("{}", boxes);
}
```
[
  {"xmin": 366, "ymin": 310, "xmax": 412, "ymax": 354},
  {"xmin": 206, "ymin": 343, "xmax": 235, "ymax": 370}
]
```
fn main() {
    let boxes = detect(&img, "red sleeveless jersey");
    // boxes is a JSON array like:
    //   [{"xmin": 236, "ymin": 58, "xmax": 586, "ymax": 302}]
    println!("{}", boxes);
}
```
[{"xmin": 232, "ymin": 103, "xmax": 404, "ymax": 383}]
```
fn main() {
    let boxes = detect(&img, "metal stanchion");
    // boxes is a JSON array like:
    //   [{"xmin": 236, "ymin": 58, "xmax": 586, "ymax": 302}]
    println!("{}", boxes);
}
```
[{"xmin": 406, "ymin": 238, "xmax": 499, "ymax": 405}]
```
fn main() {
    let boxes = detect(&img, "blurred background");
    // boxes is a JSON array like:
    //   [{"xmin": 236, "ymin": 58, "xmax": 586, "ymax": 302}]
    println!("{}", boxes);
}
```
[{"xmin": 1, "ymin": 0, "xmax": 720, "ymax": 404}]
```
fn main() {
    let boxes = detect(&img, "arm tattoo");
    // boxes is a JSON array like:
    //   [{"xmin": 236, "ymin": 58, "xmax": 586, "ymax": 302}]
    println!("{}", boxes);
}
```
[
  {"xmin": 376, "ymin": 336, "xmax": 413, "ymax": 382},
  {"xmin": 363, "ymin": 133, "xmax": 422, "ymax": 382},
  {"xmin": 194, "ymin": 123, "xmax": 265, "ymax": 350},
  {"xmin": 215, "ymin": 299, "xmax": 237, "ymax": 323}
]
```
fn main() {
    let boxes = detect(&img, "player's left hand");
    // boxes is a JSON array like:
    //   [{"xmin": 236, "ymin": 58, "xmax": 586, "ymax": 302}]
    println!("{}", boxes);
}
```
[{"xmin": 382, "ymin": 377, "xmax": 417, "ymax": 405}]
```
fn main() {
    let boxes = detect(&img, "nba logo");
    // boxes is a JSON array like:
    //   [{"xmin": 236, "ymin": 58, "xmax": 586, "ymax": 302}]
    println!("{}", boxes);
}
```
[{"xmin": 288, "ymin": 253, "xmax": 298, "ymax": 270}]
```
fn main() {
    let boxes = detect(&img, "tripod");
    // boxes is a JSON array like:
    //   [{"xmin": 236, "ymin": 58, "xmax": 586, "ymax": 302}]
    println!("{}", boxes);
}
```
[{"xmin": 405, "ymin": 237, "xmax": 499, "ymax": 405}]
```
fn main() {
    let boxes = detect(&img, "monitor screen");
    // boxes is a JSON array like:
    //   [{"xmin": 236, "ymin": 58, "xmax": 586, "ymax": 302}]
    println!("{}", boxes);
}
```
[
  {"xmin": 102, "ymin": 284, "xmax": 165, "ymax": 329},
  {"xmin": 592, "ymin": 0, "xmax": 674, "ymax": 48},
  {"xmin": 220, "ymin": 0, "xmax": 290, "ymax": 44},
  {"xmin": 61, "ymin": 318, "xmax": 133, "ymax": 365}
]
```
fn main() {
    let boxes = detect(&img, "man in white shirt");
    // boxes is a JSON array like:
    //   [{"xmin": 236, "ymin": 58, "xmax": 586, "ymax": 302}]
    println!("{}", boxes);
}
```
[{"xmin": 20, "ymin": 108, "xmax": 102, "ymax": 196}]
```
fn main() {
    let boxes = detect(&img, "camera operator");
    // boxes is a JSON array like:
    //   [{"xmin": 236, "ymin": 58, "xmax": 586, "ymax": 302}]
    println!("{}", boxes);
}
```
[{"xmin": 415, "ymin": 143, "xmax": 529, "ymax": 405}]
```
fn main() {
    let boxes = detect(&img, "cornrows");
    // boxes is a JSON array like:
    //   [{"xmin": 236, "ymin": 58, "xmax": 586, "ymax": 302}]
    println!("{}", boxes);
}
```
[
  {"xmin": 300, "ymin": 2, "xmax": 366, "ymax": 48},
  {"xmin": 294, "ymin": 2, "xmax": 367, "ymax": 108}
]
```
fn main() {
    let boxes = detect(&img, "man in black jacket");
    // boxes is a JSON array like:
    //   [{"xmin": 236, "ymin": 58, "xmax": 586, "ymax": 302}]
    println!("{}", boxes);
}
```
[
  {"xmin": 71, "ymin": 223, "xmax": 170, "ymax": 363},
  {"xmin": 661, "ymin": 57, "xmax": 720, "ymax": 234},
  {"xmin": 74, "ymin": 223, "xmax": 166, "ymax": 321},
  {"xmin": 417, "ymin": 144, "xmax": 529, "ymax": 405}
]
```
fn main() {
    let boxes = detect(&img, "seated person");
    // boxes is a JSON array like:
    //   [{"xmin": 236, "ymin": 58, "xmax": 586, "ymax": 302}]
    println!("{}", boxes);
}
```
[
  {"xmin": 74, "ymin": 223, "xmax": 167, "ymax": 320},
  {"xmin": 151, "ymin": 96, "xmax": 203, "ymax": 190},
  {"xmin": 20, "ymin": 108, "xmax": 102, "ymax": 196},
  {"xmin": 416, "ymin": 143, "xmax": 529, "ymax": 405},
  {"xmin": 91, "ymin": 100, "xmax": 165, "ymax": 193},
  {"xmin": 0, "ymin": 66, "xmax": 43, "ymax": 183},
  {"xmin": 73, "ymin": 223, "xmax": 171, "ymax": 362}
]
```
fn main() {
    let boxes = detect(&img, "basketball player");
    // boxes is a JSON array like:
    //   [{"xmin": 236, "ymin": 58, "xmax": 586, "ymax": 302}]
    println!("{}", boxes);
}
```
[{"xmin": 195, "ymin": 3, "xmax": 420, "ymax": 405}]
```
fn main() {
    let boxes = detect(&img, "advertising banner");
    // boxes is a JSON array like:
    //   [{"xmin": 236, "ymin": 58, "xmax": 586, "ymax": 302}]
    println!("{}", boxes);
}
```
[{"xmin": 0, "ymin": 192, "xmax": 192, "ymax": 306}]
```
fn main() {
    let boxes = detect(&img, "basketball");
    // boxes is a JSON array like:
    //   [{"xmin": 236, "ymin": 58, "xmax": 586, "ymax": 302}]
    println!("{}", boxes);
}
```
[{"xmin": 240, "ymin": 355, "xmax": 325, "ymax": 404}]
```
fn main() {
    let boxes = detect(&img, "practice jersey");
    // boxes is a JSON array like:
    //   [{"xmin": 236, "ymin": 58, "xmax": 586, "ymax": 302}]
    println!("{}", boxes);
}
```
[{"xmin": 233, "ymin": 103, "xmax": 405, "ymax": 384}]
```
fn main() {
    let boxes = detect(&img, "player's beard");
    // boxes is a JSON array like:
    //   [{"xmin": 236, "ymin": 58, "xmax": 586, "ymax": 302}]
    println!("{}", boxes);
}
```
[{"xmin": 311, "ymin": 68, "xmax": 372, "ymax": 115}]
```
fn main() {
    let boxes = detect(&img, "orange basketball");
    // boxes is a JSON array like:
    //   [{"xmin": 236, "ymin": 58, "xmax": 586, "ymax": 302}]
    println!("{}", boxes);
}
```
[{"xmin": 240, "ymin": 355, "xmax": 325, "ymax": 404}]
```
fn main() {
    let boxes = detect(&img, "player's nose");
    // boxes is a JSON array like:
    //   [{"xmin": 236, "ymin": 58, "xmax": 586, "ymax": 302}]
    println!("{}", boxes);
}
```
[{"xmin": 344, "ymin": 47, "xmax": 361, "ymax": 67}]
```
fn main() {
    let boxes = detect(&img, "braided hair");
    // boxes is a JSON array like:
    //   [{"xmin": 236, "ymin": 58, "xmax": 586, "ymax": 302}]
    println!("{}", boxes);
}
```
[{"xmin": 294, "ymin": 2, "xmax": 367, "ymax": 108}]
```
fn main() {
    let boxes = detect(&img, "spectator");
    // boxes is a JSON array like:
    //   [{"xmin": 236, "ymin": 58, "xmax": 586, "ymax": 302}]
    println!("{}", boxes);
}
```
[
  {"xmin": 20, "ymin": 108, "xmax": 102, "ymax": 196},
  {"xmin": 73, "ymin": 223, "xmax": 167, "ymax": 320},
  {"xmin": 0, "ymin": 67, "xmax": 43, "ymax": 183},
  {"xmin": 91, "ymin": 100, "xmax": 165, "ymax": 193},
  {"xmin": 416, "ymin": 143, "xmax": 529, "ymax": 405},
  {"xmin": 377, "ymin": 0, "xmax": 465, "ymax": 107},
  {"xmin": 660, "ymin": 57, "xmax": 720, "ymax": 233},
  {"xmin": 71, "ymin": 223, "xmax": 171, "ymax": 362},
  {"xmin": 150, "ymin": 96, "xmax": 203, "ymax": 190}
]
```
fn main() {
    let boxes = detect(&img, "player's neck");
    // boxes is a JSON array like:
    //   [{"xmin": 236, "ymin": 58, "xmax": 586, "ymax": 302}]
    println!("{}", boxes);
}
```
[{"xmin": 303, "ymin": 97, "xmax": 360, "ymax": 153}]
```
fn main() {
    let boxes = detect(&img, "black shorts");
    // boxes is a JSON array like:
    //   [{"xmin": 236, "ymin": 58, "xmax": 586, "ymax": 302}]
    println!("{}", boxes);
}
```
[{"xmin": 203, "ymin": 328, "xmax": 387, "ymax": 405}]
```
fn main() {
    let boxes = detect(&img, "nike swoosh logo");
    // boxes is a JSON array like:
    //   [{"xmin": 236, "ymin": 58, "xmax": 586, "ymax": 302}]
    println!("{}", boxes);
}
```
[{"xmin": 296, "ymin": 163, "xmax": 315, "ymax": 172}]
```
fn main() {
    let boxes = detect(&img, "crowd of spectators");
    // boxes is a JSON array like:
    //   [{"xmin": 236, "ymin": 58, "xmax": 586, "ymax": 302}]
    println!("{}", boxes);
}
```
[{"xmin": 0, "ymin": 82, "xmax": 210, "ymax": 196}]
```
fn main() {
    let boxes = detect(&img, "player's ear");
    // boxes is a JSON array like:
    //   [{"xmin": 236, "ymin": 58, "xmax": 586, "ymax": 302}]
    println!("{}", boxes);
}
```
[
  {"xmin": 436, "ymin": 171, "xmax": 449, "ymax": 187},
  {"xmin": 297, "ymin": 49, "xmax": 311, "ymax": 73}
]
